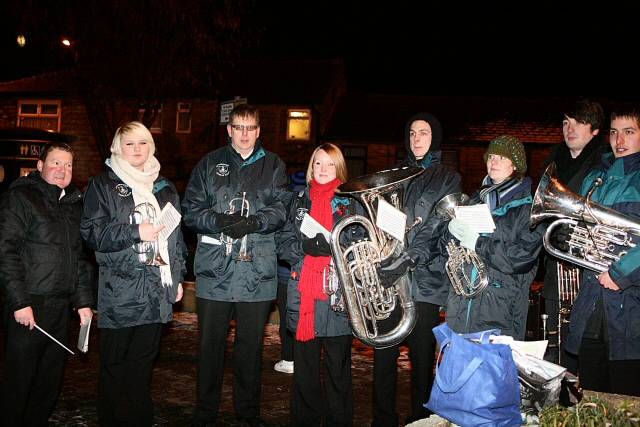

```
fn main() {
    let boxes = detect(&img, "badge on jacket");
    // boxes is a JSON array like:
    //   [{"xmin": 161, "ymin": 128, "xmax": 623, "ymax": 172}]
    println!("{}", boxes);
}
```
[
  {"xmin": 296, "ymin": 207, "xmax": 308, "ymax": 221},
  {"xmin": 216, "ymin": 163, "xmax": 230, "ymax": 177},
  {"xmin": 115, "ymin": 184, "xmax": 131, "ymax": 197}
]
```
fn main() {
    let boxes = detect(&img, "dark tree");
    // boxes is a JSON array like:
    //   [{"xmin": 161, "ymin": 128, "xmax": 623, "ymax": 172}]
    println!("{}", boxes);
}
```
[{"xmin": 4, "ymin": 0, "xmax": 261, "ymax": 158}]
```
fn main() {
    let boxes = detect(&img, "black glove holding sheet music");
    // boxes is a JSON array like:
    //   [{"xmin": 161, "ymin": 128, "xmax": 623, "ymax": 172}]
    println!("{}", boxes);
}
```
[{"xmin": 302, "ymin": 233, "xmax": 331, "ymax": 257}]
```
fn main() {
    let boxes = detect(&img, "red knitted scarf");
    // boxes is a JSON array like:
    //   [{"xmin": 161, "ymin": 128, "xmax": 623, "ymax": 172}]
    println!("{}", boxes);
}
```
[{"xmin": 296, "ymin": 177, "xmax": 341, "ymax": 341}]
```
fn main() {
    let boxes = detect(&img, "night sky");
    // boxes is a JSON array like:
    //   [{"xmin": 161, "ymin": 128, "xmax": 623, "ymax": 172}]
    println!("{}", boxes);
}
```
[{"xmin": 0, "ymin": 2, "xmax": 632, "ymax": 99}]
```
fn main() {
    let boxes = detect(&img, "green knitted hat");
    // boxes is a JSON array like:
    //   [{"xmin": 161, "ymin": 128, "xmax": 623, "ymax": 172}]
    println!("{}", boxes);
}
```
[{"xmin": 483, "ymin": 135, "xmax": 527, "ymax": 174}]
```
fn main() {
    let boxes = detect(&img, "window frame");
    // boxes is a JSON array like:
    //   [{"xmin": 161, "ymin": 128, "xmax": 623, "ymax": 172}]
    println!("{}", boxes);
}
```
[
  {"xmin": 17, "ymin": 99, "xmax": 62, "ymax": 132},
  {"xmin": 175, "ymin": 102, "xmax": 192, "ymax": 134},
  {"xmin": 286, "ymin": 108, "xmax": 312, "ymax": 141}
]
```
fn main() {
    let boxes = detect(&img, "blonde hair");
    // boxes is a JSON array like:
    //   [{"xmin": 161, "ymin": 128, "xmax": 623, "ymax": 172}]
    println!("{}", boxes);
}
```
[
  {"xmin": 306, "ymin": 143, "xmax": 348, "ymax": 184},
  {"xmin": 110, "ymin": 121, "xmax": 156, "ymax": 157}
]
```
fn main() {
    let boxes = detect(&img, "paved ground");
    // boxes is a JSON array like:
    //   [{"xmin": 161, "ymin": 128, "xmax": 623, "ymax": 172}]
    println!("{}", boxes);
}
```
[{"xmin": 4, "ymin": 311, "xmax": 414, "ymax": 426}]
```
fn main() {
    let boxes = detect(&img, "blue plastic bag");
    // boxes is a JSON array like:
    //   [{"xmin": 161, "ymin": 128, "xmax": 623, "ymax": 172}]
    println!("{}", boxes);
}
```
[{"xmin": 425, "ymin": 323, "xmax": 522, "ymax": 426}]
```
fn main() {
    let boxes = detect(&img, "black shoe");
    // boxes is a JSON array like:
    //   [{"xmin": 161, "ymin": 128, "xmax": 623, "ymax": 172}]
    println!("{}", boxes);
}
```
[{"xmin": 238, "ymin": 416, "xmax": 271, "ymax": 427}]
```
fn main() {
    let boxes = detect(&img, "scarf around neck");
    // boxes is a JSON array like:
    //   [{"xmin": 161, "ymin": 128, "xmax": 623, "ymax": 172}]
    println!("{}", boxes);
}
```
[
  {"xmin": 106, "ymin": 155, "xmax": 173, "ymax": 287},
  {"xmin": 478, "ymin": 175, "xmax": 523, "ymax": 211},
  {"xmin": 296, "ymin": 177, "xmax": 341, "ymax": 341}
]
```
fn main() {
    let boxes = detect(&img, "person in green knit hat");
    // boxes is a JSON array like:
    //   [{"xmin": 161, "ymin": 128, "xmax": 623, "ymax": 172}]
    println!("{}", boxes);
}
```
[{"xmin": 437, "ymin": 134, "xmax": 544, "ymax": 339}]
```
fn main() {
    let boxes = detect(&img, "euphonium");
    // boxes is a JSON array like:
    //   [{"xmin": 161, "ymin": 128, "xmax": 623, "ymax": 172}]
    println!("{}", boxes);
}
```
[
  {"xmin": 433, "ymin": 193, "xmax": 489, "ymax": 298},
  {"xmin": 330, "ymin": 166, "xmax": 423, "ymax": 349},
  {"xmin": 129, "ymin": 202, "xmax": 167, "ymax": 266},
  {"xmin": 220, "ymin": 192, "xmax": 252, "ymax": 262},
  {"xmin": 530, "ymin": 162, "xmax": 640, "ymax": 273}
]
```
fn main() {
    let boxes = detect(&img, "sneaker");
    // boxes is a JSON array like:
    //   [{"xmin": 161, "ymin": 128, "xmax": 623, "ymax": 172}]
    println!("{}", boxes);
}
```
[{"xmin": 274, "ymin": 360, "xmax": 294, "ymax": 374}]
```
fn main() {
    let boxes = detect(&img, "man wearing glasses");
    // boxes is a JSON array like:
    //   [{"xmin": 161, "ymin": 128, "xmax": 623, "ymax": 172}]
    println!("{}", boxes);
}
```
[{"xmin": 183, "ymin": 104, "xmax": 289, "ymax": 427}]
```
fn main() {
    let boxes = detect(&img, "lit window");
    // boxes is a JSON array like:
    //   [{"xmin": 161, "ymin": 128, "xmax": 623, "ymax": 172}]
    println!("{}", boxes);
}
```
[
  {"xmin": 17, "ymin": 100, "xmax": 61, "ymax": 132},
  {"xmin": 176, "ymin": 102, "xmax": 192, "ymax": 134},
  {"xmin": 138, "ymin": 104, "xmax": 163, "ymax": 133},
  {"xmin": 287, "ymin": 109, "xmax": 311, "ymax": 140}
]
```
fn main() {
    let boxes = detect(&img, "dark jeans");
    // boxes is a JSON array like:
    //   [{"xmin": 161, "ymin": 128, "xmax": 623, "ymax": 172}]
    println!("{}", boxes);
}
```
[
  {"xmin": 194, "ymin": 299, "xmax": 272, "ymax": 423},
  {"xmin": 372, "ymin": 301, "xmax": 440, "ymax": 427},
  {"xmin": 1, "ymin": 295, "xmax": 70, "ymax": 427},
  {"xmin": 292, "ymin": 335, "xmax": 353, "ymax": 427},
  {"xmin": 98, "ymin": 323, "xmax": 163, "ymax": 427},
  {"xmin": 579, "ymin": 336, "xmax": 640, "ymax": 397},
  {"xmin": 277, "ymin": 277, "xmax": 294, "ymax": 361}
]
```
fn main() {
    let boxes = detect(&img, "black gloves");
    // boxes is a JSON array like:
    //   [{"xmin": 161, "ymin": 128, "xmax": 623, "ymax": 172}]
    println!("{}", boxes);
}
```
[
  {"xmin": 215, "ymin": 212, "xmax": 243, "ymax": 231},
  {"xmin": 377, "ymin": 252, "xmax": 416, "ymax": 289},
  {"xmin": 224, "ymin": 215, "xmax": 261, "ymax": 239},
  {"xmin": 550, "ymin": 223, "xmax": 573, "ymax": 252},
  {"xmin": 302, "ymin": 233, "xmax": 332, "ymax": 257}
]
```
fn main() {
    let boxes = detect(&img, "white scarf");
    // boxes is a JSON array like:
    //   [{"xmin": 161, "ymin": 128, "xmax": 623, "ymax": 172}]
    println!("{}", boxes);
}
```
[{"xmin": 106, "ymin": 155, "xmax": 173, "ymax": 287}]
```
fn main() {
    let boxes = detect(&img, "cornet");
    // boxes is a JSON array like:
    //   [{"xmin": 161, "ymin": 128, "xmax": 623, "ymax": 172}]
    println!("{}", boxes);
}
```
[
  {"xmin": 220, "ymin": 192, "xmax": 252, "ymax": 262},
  {"xmin": 129, "ymin": 202, "xmax": 167, "ymax": 266},
  {"xmin": 433, "ymin": 193, "xmax": 489, "ymax": 298}
]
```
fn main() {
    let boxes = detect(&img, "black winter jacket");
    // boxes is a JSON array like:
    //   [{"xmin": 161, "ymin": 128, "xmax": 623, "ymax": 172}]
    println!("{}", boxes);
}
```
[
  {"xmin": 81, "ymin": 169, "xmax": 186, "ymax": 329},
  {"xmin": 441, "ymin": 179, "xmax": 543, "ymax": 339},
  {"xmin": 278, "ymin": 190, "xmax": 360, "ymax": 337},
  {"xmin": 402, "ymin": 113, "xmax": 462, "ymax": 306},
  {"xmin": 182, "ymin": 142, "xmax": 288, "ymax": 302},
  {"xmin": 0, "ymin": 173, "xmax": 94, "ymax": 312}
]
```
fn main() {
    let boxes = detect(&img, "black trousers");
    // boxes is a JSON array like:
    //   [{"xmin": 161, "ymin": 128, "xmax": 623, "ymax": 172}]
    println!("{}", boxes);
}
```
[
  {"xmin": 579, "ymin": 336, "xmax": 640, "ymax": 397},
  {"xmin": 1, "ymin": 296, "xmax": 70, "ymax": 427},
  {"xmin": 372, "ymin": 301, "xmax": 440, "ymax": 427},
  {"xmin": 291, "ymin": 335, "xmax": 353, "ymax": 427},
  {"xmin": 194, "ymin": 299, "xmax": 272, "ymax": 423},
  {"xmin": 277, "ymin": 277, "xmax": 294, "ymax": 361},
  {"xmin": 98, "ymin": 323, "xmax": 163, "ymax": 427}
]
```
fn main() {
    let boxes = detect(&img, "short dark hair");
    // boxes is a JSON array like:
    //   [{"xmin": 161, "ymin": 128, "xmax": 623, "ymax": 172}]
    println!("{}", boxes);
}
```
[
  {"xmin": 229, "ymin": 104, "xmax": 260, "ymax": 126},
  {"xmin": 611, "ymin": 107, "xmax": 640, "ymax": 128},
  {"xmin": 564, "ymin": 99, "xmax": 605, "ymax": 131},
  {"xmin": 39, "ymin": 142, "xmax": 74, "ymax": 162}
]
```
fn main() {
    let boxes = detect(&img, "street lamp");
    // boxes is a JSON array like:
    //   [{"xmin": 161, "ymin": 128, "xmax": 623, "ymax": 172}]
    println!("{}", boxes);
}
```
[{"xmin": 16, "ymin": 34, "xmax": 26, "ymax": 48}]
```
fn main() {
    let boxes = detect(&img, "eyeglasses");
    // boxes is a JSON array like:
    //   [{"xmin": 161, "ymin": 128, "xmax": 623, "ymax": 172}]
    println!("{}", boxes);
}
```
[{"xmin": 230, "ymin": 124, "xmax": 259, "ymax": 132}]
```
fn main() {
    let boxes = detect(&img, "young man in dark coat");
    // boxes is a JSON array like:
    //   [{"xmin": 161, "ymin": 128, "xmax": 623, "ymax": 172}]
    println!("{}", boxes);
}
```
[
  {"xmin": 373, "ymin": 113, "xmax": 461, "ymax": 426},
  {"xmin": 0, "ymin": 143, "xmax": 94, "ymax": 426},
  {"xmin": 542, "ymin": 99, "xmax": 604, "ymax": 368}
]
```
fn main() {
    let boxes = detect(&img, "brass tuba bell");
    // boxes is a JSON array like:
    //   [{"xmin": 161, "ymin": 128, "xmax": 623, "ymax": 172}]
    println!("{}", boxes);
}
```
[{"xmin": 330, "ymin": 167, "xmax": 423, "ymax": 349}]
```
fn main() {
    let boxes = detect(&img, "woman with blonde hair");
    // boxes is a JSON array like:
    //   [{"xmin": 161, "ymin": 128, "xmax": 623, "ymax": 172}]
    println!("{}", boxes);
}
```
[
  {"xmin": 81, "ymin": 121, "xmax": 186, "ymax": 426},
  {"xmin": 278, "ymin": 143, "xmax": 359, "ymax": 426}
]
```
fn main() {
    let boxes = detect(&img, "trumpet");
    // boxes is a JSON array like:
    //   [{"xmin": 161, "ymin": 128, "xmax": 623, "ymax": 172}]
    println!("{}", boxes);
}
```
[
  {"xmin": 129, "ymin": 202, "xmax": 167, "ymax": 266},
  {"xmin": 220, "ymin": 192, "xmax": 252, "ymax": 262}
]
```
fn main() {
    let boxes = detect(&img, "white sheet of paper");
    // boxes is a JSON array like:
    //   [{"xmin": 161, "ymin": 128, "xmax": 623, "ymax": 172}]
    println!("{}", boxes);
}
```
[
  {"xmin": 376, "ymin": 198, "xmax": 407, "ymax": 243},
  {"xmin": 158, "ymin": 203, "xmax": 182, "ymax": 242},
  {"xmin": 77, "ymin": 316, "xmax": 92, "ymax": 353},
  {"xmin": 300, "ymin": 213, "xmax": 331, "ymax": 241},
  {"xmin": 454, "ymin": 204, "xmax": 496, "ymax": 233}
]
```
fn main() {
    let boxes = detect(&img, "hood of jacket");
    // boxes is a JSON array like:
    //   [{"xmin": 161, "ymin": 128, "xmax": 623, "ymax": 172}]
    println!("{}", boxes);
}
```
[{"xmin": 403, "ymin": 112, "xmax": 443, "ymax": 166}]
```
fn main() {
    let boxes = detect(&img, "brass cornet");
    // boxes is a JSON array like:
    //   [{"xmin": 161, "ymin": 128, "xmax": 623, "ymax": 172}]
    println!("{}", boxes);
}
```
[
  {"xmin": 220, "ymin": 192, "xmax": 252, "ymax": 262},
  {"xmin": 129, "ymin": 202, "xmax": 167, "ymax": 266}
]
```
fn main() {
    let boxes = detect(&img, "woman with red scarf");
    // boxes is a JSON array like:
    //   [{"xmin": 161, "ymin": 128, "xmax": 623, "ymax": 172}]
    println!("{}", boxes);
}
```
[{"xmin": 278, "ymin": 143, "xmax": 359, "ymax": 427}]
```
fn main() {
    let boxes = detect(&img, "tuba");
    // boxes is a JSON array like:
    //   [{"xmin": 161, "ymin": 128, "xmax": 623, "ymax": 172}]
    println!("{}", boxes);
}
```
[
  {"xmin": 330, "ymin": 166, "xmax": 423, "ymax": 348},
  {"xmin": 129, "ymin": 202, "xmax": 167, "ymax": 266},
  {"xmin": 530, "ymin": 162, "xmax": 640, "ymax": 273},
  {"xmin": 433, "ymin": 193, "xmax": 489, "ymax": 298}
]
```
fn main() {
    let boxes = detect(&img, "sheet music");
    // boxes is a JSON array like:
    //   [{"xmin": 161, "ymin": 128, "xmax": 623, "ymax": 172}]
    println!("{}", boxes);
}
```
[
  {"xmin": 77, "ymin": 316, "xmax": 92, "ymax": 353},
  {"xmin": 454, "ymin": 204, "xmax": 496, "ymax": 233},
  {"xmin": 300, "ymin": 213, "xmax": 331, "ymax": 241},
  {"xmin": 158, "ymin": 202, "xmax": 182, "ymax": 241},
  {"xmin": 376, "ymin": 198, "xmax": 407, "ymax": 243}
]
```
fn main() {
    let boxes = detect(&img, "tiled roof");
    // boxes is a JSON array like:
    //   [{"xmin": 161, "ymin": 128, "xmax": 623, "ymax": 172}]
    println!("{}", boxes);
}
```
[{"xmin": 0, "ymin": 70, "xmax": 77, "ymax": 94}]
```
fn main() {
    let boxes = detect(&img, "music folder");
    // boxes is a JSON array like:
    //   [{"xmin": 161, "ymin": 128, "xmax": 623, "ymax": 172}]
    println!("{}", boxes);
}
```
[{"xmin": 77, "ymin": 316, "xmax": 92, "ymax": 353}]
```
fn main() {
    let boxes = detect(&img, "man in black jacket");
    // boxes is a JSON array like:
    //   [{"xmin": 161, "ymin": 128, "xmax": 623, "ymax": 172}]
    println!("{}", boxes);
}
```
[
  {"xmin": 0, "ymin": 142, "xmax": 94, "ymax": 426},
  {"xmin": 373, "ymin": 113, "xmax": 461, "ymax": 426},
  {"xmin": 542, "ymin": 99, "xmax": 604, "ymax": 369},
  {"xmin": 183, "ymin": 104, "xmax": 289, "ymax": 427}
]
